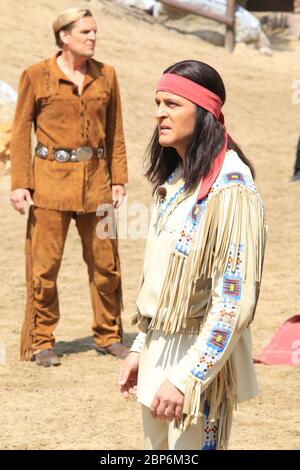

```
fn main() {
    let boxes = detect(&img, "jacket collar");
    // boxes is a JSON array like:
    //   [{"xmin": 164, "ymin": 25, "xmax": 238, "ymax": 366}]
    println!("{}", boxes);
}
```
[{"xmin": 49, "ymin": 51, "xmax": 101, "ymax": 94}]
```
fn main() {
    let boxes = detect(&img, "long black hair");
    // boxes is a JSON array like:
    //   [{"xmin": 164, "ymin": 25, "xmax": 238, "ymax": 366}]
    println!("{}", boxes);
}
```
[{"xmin": 145, "ymin": 60, "xmax": 255, "ymax": 194}]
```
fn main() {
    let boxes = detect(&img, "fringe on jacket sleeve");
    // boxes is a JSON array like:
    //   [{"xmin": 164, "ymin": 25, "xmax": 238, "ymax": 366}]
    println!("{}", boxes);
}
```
[{"xmin": 166, "ymin": 184, "xmax": 267, "ymax": 447}]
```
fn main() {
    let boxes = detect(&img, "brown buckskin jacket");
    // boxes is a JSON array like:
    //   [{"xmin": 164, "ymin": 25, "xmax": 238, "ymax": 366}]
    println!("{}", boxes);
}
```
[{"xmin": 10, "ymin": 53, "xmax": 128, "ymax": 212}]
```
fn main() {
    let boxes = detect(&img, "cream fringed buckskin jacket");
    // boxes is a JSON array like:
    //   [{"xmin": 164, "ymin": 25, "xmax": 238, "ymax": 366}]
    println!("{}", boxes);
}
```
[{"xmin": 131, "ymin": 150, "xmax": 267, "ymax": 436}]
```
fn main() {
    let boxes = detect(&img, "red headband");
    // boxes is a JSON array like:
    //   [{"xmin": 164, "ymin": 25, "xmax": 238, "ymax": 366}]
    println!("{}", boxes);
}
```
[
  {"xmin": 156, "ymin": 72, "xmax": 228, "ymax": 200},
  {"xmin": 157, "ymin": 73, "xmax": 223, "ymax": 120}
]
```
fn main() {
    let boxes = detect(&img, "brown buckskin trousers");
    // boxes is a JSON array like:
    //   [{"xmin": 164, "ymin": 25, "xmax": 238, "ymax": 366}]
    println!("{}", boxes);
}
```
[{"xmin": 21, "ymin": 206, "xmax": 123, "ymax": 360}]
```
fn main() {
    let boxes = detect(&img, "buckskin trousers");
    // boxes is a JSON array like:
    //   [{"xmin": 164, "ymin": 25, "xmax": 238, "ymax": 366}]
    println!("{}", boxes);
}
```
[{"xmin": 20, "ymin": 206, "xmax": 123, "ymax": 360}]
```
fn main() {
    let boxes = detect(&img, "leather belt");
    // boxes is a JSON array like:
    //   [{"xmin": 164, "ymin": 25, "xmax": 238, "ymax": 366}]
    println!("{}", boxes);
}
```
[
  {"xmin": 136, "ymin": 315, "xmax": 202, "ymax": 334},
  {"xmin": 35, "ymin": 143, "xmax": 105, "ymax": 163}
]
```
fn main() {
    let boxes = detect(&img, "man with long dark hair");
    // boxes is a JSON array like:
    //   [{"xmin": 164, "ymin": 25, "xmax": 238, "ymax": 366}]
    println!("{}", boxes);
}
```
[{"xmin": 119, "ymin": 60, "xmax": 266, "ymax": 450}]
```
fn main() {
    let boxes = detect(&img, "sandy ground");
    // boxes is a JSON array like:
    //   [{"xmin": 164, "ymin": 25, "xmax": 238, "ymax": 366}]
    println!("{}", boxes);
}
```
[{"xmin": 0, "ymin": 0, "xmax": 300, "ymax": 450}]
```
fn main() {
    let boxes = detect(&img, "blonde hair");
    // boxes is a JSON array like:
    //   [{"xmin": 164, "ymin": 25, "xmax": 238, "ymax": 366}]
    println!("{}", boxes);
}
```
[{"xmin": 53, "ymin": 7, "xmax": 93, "ymax": 48}]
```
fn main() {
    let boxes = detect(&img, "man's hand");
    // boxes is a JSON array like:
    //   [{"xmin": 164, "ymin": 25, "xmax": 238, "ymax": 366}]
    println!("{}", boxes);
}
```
[
  {"xmin": 118, "ymin": 351, "xmax": 140, "ymax": 398},
  {"xmin": 10, "ymin": 188, "xmax": 33, "ymax": 215},
  {"xmin": 112, "ymin": 184, "xmax": 126, "ymax": 209},
  {"xmin": 151, "ymin": 379, "xmax": 184, "ymax": 423}
]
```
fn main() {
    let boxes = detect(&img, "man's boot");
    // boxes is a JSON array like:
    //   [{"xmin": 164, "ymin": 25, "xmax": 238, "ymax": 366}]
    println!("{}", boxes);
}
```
[{"xmin": 34, "ymin": 349, "xmax": 61, "ymax": 367}]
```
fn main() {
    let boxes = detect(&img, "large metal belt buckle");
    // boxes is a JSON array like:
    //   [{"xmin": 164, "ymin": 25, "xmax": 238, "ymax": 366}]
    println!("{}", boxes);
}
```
[
  {"xmin": 76, "ymin": 146, "xmax": 93, "ymax": 162},
  {"xmin": 55, "ymin": 150, "xmax": 70, "ymax": 163}
]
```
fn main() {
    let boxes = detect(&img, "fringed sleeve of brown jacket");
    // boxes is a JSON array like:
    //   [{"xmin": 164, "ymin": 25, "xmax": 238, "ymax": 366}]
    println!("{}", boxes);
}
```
[{"xmin": 10, "ymin": 54, "xmax": 128, "ymax": 212}]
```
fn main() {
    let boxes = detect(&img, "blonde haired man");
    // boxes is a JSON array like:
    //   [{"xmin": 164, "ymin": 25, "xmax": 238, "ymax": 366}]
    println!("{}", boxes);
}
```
[{"xmin": 10, "ymin": 8, "xmax": 129, "ymax": 366}]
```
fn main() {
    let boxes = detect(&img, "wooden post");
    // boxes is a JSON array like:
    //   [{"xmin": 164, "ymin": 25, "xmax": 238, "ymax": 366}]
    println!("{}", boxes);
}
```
[{"xmin": 225, "ymin": 0, "xmax": 236, "ymax": 52}]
